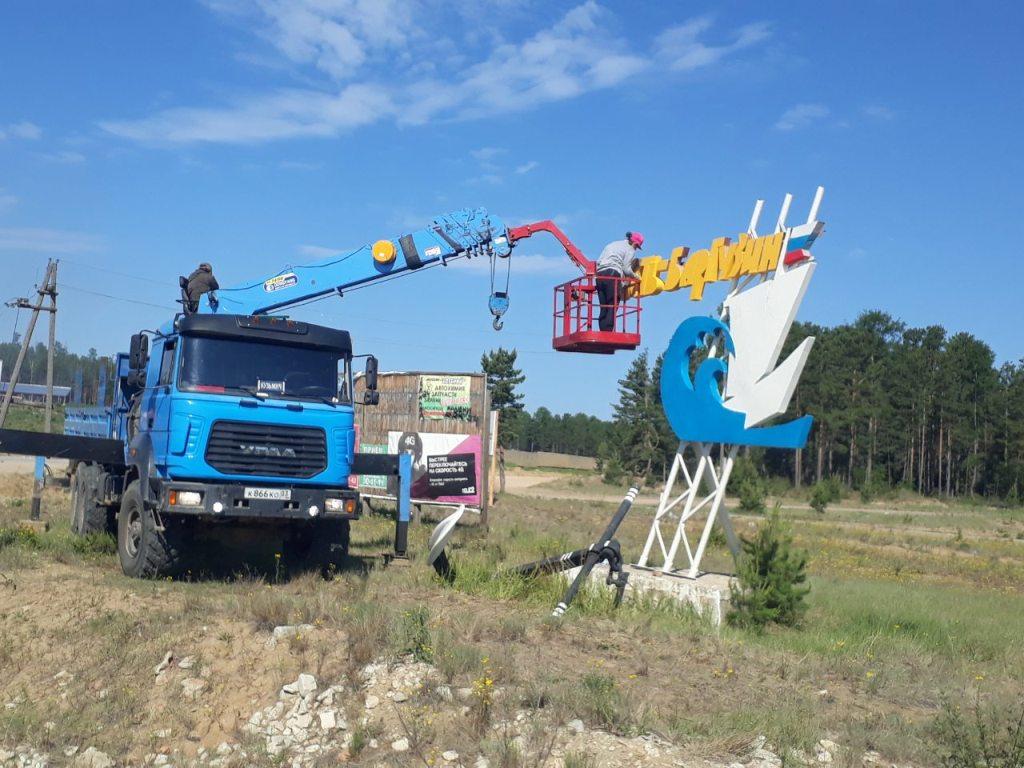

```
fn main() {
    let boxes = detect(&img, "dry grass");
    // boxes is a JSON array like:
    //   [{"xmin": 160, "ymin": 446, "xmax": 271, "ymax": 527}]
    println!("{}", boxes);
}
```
[{"xmin": 0, "ymin": 471, "xmax": 1021, "ymax": 765}]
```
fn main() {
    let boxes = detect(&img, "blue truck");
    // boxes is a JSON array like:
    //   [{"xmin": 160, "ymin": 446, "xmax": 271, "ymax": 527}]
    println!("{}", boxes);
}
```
[{"xmin": 0, "ymin": 207, "xmax": 641, "ymax": 578}]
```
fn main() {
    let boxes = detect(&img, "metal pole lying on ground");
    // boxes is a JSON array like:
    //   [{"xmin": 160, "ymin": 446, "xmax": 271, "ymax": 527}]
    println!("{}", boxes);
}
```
[
  {"xmin": 509, "ymin": 548, "xmax": 588, "ymax": 578},
  {"xmin": 552, "ymin": 486, "xmax": 638, "ymax": 618}
]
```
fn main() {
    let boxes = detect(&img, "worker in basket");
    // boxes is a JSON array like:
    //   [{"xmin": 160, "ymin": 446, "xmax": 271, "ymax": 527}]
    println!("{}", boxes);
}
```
[{"xmin": 594, "ymin": 232, "xmax": 642, "ymax": 332}]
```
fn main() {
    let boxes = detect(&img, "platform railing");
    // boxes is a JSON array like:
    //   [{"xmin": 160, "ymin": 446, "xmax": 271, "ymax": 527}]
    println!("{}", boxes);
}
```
[{"xmin": 552, "ymin": 274, "xmax": 641, "ymax": 343}]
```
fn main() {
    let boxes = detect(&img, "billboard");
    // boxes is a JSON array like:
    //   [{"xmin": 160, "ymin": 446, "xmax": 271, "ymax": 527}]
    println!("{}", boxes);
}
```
[
  {"xmin": 388, "ymin": 431, "xmax": 482, "ymax": 506},
  {"xmin": 418, "ymin": 375, "xmax": 473, "ymax": 421}
]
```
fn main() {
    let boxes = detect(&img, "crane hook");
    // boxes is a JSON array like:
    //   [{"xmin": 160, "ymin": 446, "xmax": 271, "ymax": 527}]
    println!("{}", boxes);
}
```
[{"xmin": 488, "ymin": 291, "xmax": 509, "ymax": 332}]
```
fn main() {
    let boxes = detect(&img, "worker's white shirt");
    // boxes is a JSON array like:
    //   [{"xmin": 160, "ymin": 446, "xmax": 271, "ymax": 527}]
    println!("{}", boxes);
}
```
[{"xmin": 596, "ymin": 239, "xmax": 637, "ymax": 277}]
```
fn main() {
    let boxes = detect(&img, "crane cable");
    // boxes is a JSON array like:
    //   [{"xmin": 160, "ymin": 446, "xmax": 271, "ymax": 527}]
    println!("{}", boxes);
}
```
[{"xmin": 488, "ymin": 246, "xmax": 512, "ymax": 331}]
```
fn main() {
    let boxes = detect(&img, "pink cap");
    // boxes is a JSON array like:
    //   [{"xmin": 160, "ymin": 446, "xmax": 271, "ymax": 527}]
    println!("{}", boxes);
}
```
[{"xmin": 629, "ymin": 232, "xmax": 644, "ymax": 249}]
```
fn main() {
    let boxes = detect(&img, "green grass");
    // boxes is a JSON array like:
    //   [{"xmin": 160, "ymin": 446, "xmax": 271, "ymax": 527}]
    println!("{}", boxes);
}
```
[{"xmin": 0, "ymin": 403, "xmax": 65, "ymax": 433}]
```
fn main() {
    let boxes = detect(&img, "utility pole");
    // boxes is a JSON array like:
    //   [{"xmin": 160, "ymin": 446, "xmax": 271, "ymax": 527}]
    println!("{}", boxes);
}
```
[{"xmin": 0, "ymin": 260, "xmax": 59, "ymax": 521}]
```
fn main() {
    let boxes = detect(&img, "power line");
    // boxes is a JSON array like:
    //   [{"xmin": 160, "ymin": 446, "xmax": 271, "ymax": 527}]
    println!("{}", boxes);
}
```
[
  {"xmin": 61, "ymin": 283, "xmax": 175, "ymax": 310},
  {"xmin": 59, "ymin": 256, "xmax": 169, "ymax": 286}
]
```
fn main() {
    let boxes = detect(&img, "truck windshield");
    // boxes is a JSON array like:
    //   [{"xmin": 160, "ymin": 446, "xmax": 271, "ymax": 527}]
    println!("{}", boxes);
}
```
[{"xmin": 178, "ymin": 336, "xmax": 347, "ymax": 403}]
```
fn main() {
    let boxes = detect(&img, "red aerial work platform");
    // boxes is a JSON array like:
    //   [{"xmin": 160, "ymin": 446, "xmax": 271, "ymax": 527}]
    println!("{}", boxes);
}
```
[{"xmin": 507, "ymin": 221, "xmax": 642, "ymax": 355}]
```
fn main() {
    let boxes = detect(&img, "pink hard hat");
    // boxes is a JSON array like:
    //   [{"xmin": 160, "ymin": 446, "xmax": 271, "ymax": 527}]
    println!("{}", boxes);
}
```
[{"xmin": 627, "ymin": 231, "xmax": 644, "ymax": 249}]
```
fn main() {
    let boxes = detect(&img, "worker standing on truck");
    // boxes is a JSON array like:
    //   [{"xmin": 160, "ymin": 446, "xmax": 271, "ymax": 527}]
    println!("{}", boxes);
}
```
[
  {"xmin": 594, "ymin": 232, "xmax": 642, "ymax": 332},
  {"xmin": 185, "ymin": 263, "xmax": 219, "ymax": 310}
]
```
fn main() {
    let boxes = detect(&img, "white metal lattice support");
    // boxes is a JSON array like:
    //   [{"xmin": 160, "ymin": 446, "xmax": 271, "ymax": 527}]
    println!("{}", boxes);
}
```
[{"xmin": 637, "ymin": 441, "xmax": 741, "ymax": 578}]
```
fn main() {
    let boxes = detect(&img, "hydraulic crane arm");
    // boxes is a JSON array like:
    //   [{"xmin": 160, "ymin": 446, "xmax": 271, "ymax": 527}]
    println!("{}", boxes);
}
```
[
  {"xmin": 506, "ymin": 220, "xmax": 595, "ymax": 275},
  {"xmin": 196, "ymin": 208, "xmax": 512, "ymax": 316}
]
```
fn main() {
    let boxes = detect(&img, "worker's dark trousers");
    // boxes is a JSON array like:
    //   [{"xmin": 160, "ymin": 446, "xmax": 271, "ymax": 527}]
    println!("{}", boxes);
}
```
[{"xmin": 596, "ymin": 268, "xmax": 621, "ymax": 332}]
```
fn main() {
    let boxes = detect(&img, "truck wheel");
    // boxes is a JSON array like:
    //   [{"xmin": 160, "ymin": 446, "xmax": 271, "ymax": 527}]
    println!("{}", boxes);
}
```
[
  {"xmin": 71, "ymin": 464, "xmax": 114, "ymax": 536},
  {"xmin": 287, "ymin": 519, "xmax": 350, "ymax": 578},
  {"xmin": 117, "ymin": 480, "xmax": 184, "ymax": 578}
]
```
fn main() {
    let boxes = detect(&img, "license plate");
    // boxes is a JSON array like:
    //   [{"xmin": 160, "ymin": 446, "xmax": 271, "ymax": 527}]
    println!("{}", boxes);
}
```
[{"xmin": 244, "ymin": 487, "xmax": 292, "ymax": 501}]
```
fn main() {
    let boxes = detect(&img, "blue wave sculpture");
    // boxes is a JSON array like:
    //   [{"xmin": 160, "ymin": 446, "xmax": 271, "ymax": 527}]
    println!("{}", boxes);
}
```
[{"xmin": 660, "ymin": 316, "xmax": 813, "ymax": 449}]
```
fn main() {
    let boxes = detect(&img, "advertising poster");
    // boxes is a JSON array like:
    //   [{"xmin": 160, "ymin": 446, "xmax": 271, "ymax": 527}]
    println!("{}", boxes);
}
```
[
  {"xmin": 388, "ymin": 431, "xmax": 482, "ymax": 506},
  {"xmin": 418, "ymin": 375, "xmax": 472, "ymax": 421},
  {"xmin": 356, "ymin": 442, "xmax": 388, "ymax": 491}
]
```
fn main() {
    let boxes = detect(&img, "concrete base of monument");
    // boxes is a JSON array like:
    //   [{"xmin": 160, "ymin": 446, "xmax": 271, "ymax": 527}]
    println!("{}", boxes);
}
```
[{"xmin": 562, "ymin": 563, "xmax": 737, "ymax": 626}]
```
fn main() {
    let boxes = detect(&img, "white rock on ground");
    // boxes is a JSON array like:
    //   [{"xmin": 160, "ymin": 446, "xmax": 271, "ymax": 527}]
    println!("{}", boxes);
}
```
[
  {"xmin": 296, "ymin": 673, "xmax": 317, "ymax": 696},
  {"xmin": 73, "ymin": 747, "xmax": 115, "ymax": 768},
  {"xmin": 177, "ymin": 656, "xmax": 196, "ymax": 669},
  {"xmin": 180, "ymin": 678, "xmax": 206, "ymax": 699},
  {"xmin": 442, "ymin": 749, "xmax": 459, "ymax": 762},
  {"xmin": 271, "ymin": 624, "xmax": 315, "ymax": 646},
  {"xmin": 391, "ymin": 737, "xmax": 410, "ymax": 752},
  {"xmin": 153, "ymin": 651, "xmax": 173, "ymax": 676}
]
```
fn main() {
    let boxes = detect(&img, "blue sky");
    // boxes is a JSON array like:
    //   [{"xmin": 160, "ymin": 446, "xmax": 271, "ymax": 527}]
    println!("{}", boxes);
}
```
[{"xmin": 1, "ymin": 1, "xmax": 1022, "ymax": 418}]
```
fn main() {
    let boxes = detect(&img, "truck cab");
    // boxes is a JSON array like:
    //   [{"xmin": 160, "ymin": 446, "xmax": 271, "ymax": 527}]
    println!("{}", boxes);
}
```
[{"xmin": 115, "ymin": 313, "xmax": 371, "ymax": 577}]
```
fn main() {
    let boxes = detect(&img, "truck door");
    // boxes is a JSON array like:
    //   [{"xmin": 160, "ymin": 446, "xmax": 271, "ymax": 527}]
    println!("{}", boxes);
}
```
[{"xmin": 148, "ymin": 338, "xmax": 177, "ymax": 467}]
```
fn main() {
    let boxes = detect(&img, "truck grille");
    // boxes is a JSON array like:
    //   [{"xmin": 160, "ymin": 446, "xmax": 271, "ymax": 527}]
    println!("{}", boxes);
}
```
[{"xmin": 205, "ymin": 421, "xmax": 327, "ymax": 479}]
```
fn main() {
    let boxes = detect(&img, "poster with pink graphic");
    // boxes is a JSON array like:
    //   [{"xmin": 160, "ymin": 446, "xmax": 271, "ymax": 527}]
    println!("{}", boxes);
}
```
[{"xmin": 388, "ymin": 431, "xmax": 482, "ymax": 506}]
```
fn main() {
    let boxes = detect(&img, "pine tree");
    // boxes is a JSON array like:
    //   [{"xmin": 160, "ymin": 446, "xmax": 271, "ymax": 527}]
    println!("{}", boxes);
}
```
[
  {"xmin": 728, "ymin": 508, "xmax": 810, "ymax": 629},
  {"xmin": 650, "ymin": 352, "xmax": 679, "ymax": 479},
  {"xmin": 607, "ymin": 350, "xmax": 661, "ymax": 482},
  {"xmin": 480, "ymin": 347, "xmax": 526, "ymax": 448}
]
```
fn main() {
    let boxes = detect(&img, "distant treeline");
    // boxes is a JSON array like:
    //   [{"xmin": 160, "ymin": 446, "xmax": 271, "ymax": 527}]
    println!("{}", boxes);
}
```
[
  {"xmin": 0, "ymin": 342, "xmax": 115, "ymax": 404},
  {"xmin": 503, "ymin": 311, "xmax": 1024, "ymax": 502},
  {"xmin": 775, "ymin": 311, "xmax": 1024, "ymax": 500},
  {"xmin": 506, "ymin": 409, "xmax": 612, "ymax": 456}
]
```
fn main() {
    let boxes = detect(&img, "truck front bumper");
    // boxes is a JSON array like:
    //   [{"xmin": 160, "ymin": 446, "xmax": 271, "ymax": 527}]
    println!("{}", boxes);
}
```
[{"xmin": 158, "ymin": 481, "xmax": 361, "ymax": 521}]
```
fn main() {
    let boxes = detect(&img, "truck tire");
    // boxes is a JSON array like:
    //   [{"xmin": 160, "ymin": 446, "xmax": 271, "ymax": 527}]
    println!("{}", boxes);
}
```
[
  {"xmin": 117, "ymin": 480, "xmax": 184, "ymax": 578},
  {"xmin": 71, "ymin": 464, "xmax": 113, "ymax": 536},
  {"xmin": 287, "ymin": 519, "xmax": 350, "ymax": 578}
]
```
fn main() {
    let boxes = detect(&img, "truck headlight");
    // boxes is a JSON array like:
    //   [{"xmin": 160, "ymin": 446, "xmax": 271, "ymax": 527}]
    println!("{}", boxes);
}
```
[
  {"xmin": 170, "ymin": 490, "xmax": 203, "ymax": 507},
  {"xmin": 325, "ymin": 498, "xmax": 345, "ymax": 513}
]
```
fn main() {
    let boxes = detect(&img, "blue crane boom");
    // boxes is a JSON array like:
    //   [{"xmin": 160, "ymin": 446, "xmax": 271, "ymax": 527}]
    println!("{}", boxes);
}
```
[{"xmin": 196, "ymin": 207, "xmax": 511, "ymax": 316}]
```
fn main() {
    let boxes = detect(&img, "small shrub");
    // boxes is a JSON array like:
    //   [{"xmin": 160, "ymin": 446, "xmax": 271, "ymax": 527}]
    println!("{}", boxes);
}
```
[
  {"xmin": 564, "ymin": 751, "xmax": 597, "ymax": 768},
  {"xmin": 728, "ymin": 507, "xmax": 809, "ymax": 630},
  {"xmin": 738, "ymin": 477, "xmax": 767, "ymax": 513},
  {"xmin": 809, "ymin": 478, "xmax": 841, "ymax": 514},
  {"xmin": 601, "ymin": 456, "xmax": 626, "ymax": 485},
  {"xmin": 932, "ymin": 694, "xmax": 1024, "ymax": 767},
  {"xmin": 396, "ymin": 606, "xmax": 433, "ymax": 663},
  {"xmin": 71, "ymin": 532, "xmax": 117, "ymax": 555},
  {"xmin": 0, "ymin": 526, "xmax": 41, "ymax": 551}
]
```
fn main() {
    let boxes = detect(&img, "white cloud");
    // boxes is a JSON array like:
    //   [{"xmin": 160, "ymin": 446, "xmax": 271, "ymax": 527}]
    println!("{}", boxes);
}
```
[
  {"xmin": 0, "ymin": 227, "xmax": 104, "ymax": 253},
  {"xmin": 0, "ymin": 121, "xmax": 42, "ymax": 141},
  {"xmin": 39, "ymin": 150, "xmax": 86, "ymax": 164},
  {"xmin": 101, "ymin": 84, "xmax": 394, "ymax": 144},
  {"xmin": 774, "ymin": 103, "xmax": 830, "ymax": 131},
  {"xmin": 100, "ymin": 4, "xmax": 771, "ymax": 145},
  {"xmin": 514, "ymin": 160, "xmax": 539, "ymax": 175},
  {"xmin": 470, "ymin": 147, "xmax": 505, "ymax": 163},
  {"xmin": 207, "ymin": 0, "xmax": 419, "ymax": 81},
  {"xmin": 655, "ymin": 17, "xmax": 770, "ymax": 72}
]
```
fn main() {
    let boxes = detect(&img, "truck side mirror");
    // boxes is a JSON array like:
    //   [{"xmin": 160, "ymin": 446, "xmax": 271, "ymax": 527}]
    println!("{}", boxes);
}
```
[
  {"xmin": 362, "ymin": 356, "xmax": 379, "ymax": 405},
  {"xmin": 364, "ymin": 356, "xmax": 378, "ymax": 391},
  {"xmin": 129, "ymin": 333, "xmax": 149, "ymax": 371}
]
